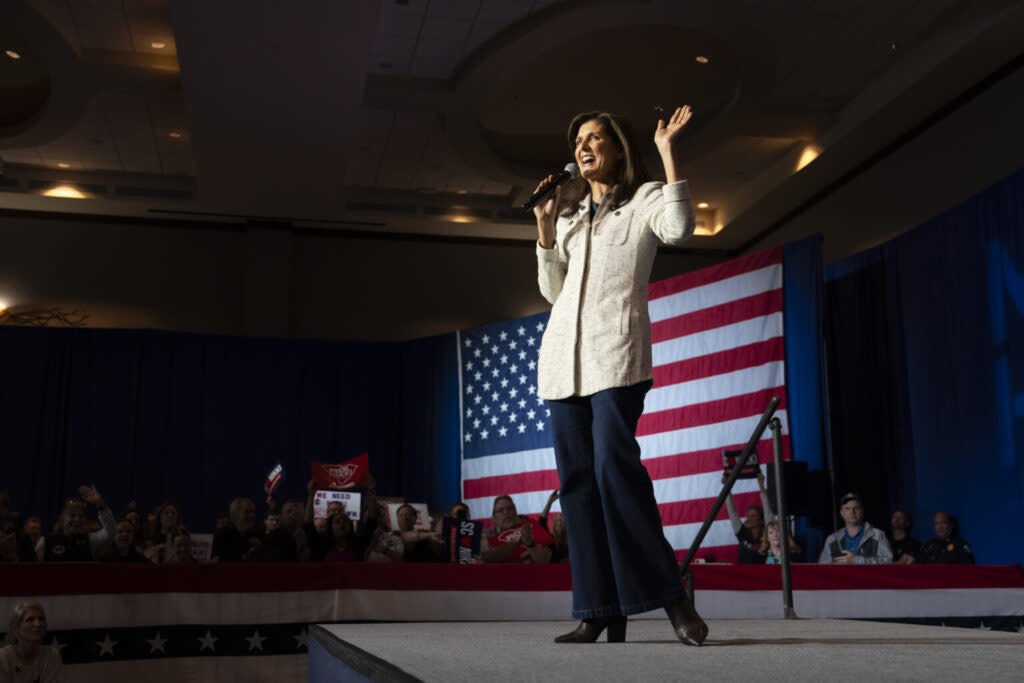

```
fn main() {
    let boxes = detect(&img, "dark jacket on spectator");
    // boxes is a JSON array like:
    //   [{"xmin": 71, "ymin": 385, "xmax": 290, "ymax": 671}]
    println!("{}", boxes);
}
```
[
  {"xmin": 916, "ymin": 535, "xmax": 975, "ymax": 564},
  {"xmin": 212, "ymin": 526, "xmax": 264, "ymax": 562}
]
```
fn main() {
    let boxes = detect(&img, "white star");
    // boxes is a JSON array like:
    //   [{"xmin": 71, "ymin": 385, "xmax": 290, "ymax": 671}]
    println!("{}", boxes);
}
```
[
  {"xmin": 519, "ymin": 375, "xmax": 527, "ymax": 384},
  {"xmin": 536, "ymin": 421, "xmax": 545, "ymax": 430},
  {"xmin": 499, "ymin": 331, "xmax": 508, "ymax": 341},
  {"xmin": 474, "ymin": 395, "xmax": 482, "ymax": 405},
  {"xmin": 50, "ymin": 637, "xmax": 65, "ymax": 653},
  {"xmin": 536, "ymin": 396, "xmax": 544, "ymax": 405},
  {"xmin": 509, "ymin": 388, "xmax": 519, "ymax": 398},
  {"xmin": 509, "ymin": 341, "xmax": 517, "ymax": 350},
  {"xmin": 517, "ymin": 326, "xmax": 526, "ymax": 336},
  {"xmin": 465, "ymin": 433, "xmax": 472, "ymax": 442},
  {"xmin": 480, "ymin": 429, "xmax": 489, "ymax": 439},
  {"xmin": 482, "ymin": 381, "xmax": 491, "ymax": 391},
  {"xmin": 466, "ymin": 385, "xmax": 473, "ymax": 394},
  {"xmin": 464, "ymin": 361, "xmax": 473, "ymax": 371},
  {"xmin": 97, "ymin": 633, "xmax": 117, "ymax": 657},
  {"xmin": 499, "ymin": 427, "xmax": 508, "ymax": 437},
  {"xmin": 474, "ymin": 348, "xmax": 482, "ymax": 358},
  {"xmin": 198, "ymin": 631, "xmax": 218, "ymax": 652},
  {"xmin": 546, "ymin": 408, "xmax": 551, "ymax": 417},
  {"xmin": 245, "ymin": 631, "xmax": 267, "ymax": 651},
  {"xmin": 518, "ymin": 424, "xmax": 527, "ymax": 433},
  {"xmin": 474, "ymin": 371, "xmax": 482, "ymax": 381},
  {"xmin": 482, "ymin": 358, "xmax": 490, "ymax": 368},
  {"xmin": 482, "ymin": 334, "xmax": 490, "ymax": 344},
  {"xmin": 500, "ymin": 355, "xmax": 508, "ymax": 365},
  {"xmin": 293, "ymin": 628, "xmax": 308, "ymax": 649},
  {"xmin": 500, "ymin": 402, "xmax": 509, "ymax": 412},
  {"xmin": 528, "ymin": 360, "xmax": 536, "ymax": 371},
  {"xmin": 536, "ymin": 322, "xmax": 544, "ymax": 332},
  {"xmin": 509, "ymin": 413, "xmax": 518, "ymax": 423},
  {"xmin": 527, "ymin": 409, "xmax": 536, "ymax": 420},
  {"xmin": 490, "ymin": 416, "xmax": 498, "ymax": 426},
  {"xmin": 491, "ymin": 344, "xmax": 499, "ymax": 355},
  {"xmin": 491, "ymin": 391, "xmax": 499, "ymax": 402},
  {"xmin": 481, "ymin": 406, "xmax": 489, "ymax": 416},
  {"xmin": 518, "ymin": 399, "xmax": 527, "ymax": 409},
  {"xmin": 528, "ymin": 384, "xmax": 536, "ymax": 394},
  {"xmin": 519, "ymin": 351, "xmax": 527, "ymax": 360},
  {"xmin": 464, "ymin": 337, "xmax": 472, "ymax": 347},
  {"xmin": 500, "ymin": 378, "xmax": 509, "ymax": 388},
  {"xmin": 492, "ymin": 368, "xmax": 499, "ymax": 377},
  {"xmin": 978, "ymin": 622, "xmax": 992, "ymax": 631},
  {"xmin": 527, "ymin": 336, "xmax": 536, "ymax": 346},
  {"xmin": 473, "ymin": 419, "xmax": 481, "ymax": 429},
  {"xmin": 509, "ymin": 364, "xmax": 518, "ymax": 373},
  {"xmin": 147, "ymin": 632, "xmax": 167, "ymax": 654},
  {"xmin": 466, "ymin": 408, "xmax": 472, "ymax": 417}
]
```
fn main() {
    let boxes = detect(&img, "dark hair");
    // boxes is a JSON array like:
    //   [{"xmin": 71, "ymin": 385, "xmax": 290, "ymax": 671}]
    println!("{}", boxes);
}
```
[
  {"xmin": 492, "ymin": 495, "xmax": 515, "ymax": 514},
  {"xmin": 397, "ymin": 503, "xmax": 416, "ymax": 517},
  {"xmin": 559, "ymin": 111, "xmax": 649, "ymax": 216}
]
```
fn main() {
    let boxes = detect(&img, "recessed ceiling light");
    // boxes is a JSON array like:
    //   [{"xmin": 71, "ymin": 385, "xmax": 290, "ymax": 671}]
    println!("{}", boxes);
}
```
[
  {"xmin": 0, "ymin": 300, "xmax": 8, "ymax": 312},
  {"xmin": 58, "ymin": 162, "xmax": 70, "ymax": 168},
  {"xmin": 42, "ymin": 185, "xmax": 87, "ymax": 199},
  {"xmin": 151, "ymin": 41, "xmax": 166, "ymax": 49},
  {"xmin": 796, "ymin": 145, "xmax": 822, "ymax": 171},
  {"xmin": 695, "ymin": 55, "xmax": 709, "ymax": 64},
  {"xmin": 169, "ymin": 131, "xmax": 182, "ymax": 139},
  {"xmin": 5, "ymin": 50, "xmax": 21, "ymax": 60},
  {"xmin": 697, "ymin": 202, "xmax": 709, "ymax": 209}
]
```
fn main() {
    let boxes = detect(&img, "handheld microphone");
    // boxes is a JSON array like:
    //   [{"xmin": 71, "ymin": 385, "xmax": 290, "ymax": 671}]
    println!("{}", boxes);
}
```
[{"xmin": 521, "ymin": 163, "xmax": 580, "ymax": 211}]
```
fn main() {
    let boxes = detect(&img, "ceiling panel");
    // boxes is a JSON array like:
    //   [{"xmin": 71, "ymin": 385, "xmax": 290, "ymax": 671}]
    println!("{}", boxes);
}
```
[{"xmin": 67, "ymin": 0, "xmax": 133, "ymax": 51}]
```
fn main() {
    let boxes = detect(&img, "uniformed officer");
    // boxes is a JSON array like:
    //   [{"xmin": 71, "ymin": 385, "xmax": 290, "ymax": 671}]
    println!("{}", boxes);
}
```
[{"xmin": 915, "ymin": 511, "xmax": 975, "ymax": 564}]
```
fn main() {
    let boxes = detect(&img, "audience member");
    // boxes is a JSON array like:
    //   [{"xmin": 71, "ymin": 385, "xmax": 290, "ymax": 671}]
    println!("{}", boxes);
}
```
[
  {"xmin": 264, "ymin": 512, "xmax": 281, "ymax": 532},
  {"xmin": 148, "ymin": 502, "xmax": 182, "ymax": 548},
  {"xmin": 538, "ymin": 489, "xmax": 569, "ymax": 563},
  {"xmin": 887, "ymin": 510, "xmax": 921, "ymax": 564},
  {"xmin": 19, "ymin": 517, "xmax": 43, "ymax": 562},
  {"xmin": 759, "ymin": 520, "xmax": 802, "ymax": 564},
  {"xmin": 818, "ymin": 493, "xmax": 892, "ymax": 564},
  {"xmin": 393, "ymin": 503, "xmax": 441, "ymax": 562},
  {"xmin": 279, "ymin": 499, "xmax": 310, "ymax": 561},
  {"xmin": 42, "ymin": 486, "xmax": 117, "ymax": 562},
  {"xmin": 0, "ymin": 600, "xmax": 63, "ymax": 682},
  {"xmin": 211, "ymin": 497, "xmax": 263, "ymax": 562},
  {"xmin": 101, "ymin": 519, "xmax": 148, "ymax": 563},
  {"xmin": 0, "ymin": 492, "xmax": 19, "ymax": 562},
  {"xmin": 480, "ymin": 495, "xmax": 552, "ymax": 564},
  {"xmin": 723, "ymin": 470, "xmax": 775, "ymax": 564},
  {"xmin": 432, "ymin": 500, "xmax": 471, "ymax": 534},
  {"xmin": 913, "ymin": 512, "xmax": 975, "ymax": 564},
  {"xmin": 323, "ymin": 512, "xmax": 358, "ymax": 562},
  {"xmin": 163, "ymin": 528, "xmax": 197, "ymax": 565}
]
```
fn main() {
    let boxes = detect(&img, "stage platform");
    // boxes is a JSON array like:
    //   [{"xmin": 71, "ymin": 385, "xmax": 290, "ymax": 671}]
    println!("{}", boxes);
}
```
[{"xmin": 309, "ymin": 619, "xmax": 1024, "ymax": 683}]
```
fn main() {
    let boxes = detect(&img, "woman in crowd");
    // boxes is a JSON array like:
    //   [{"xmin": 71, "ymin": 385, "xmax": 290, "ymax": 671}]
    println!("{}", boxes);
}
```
[
  {"xmin": 760, "ymin": 520, "xmax": 802, "ymax": 564},
  {"xmin": 162, "ymin": 527, "xmax": 198, "ymax": 564},
  {"xmin": 534, "ymin": 107, "xmax": 705, "ymax": 644},
  {"xmin": 323, "ymin": 512, "xmax": 357, "ymax": 563},
  {"xmin": 0, "ymin": 601, "xmax": 63, "ymax": 682},
  {"xmin": 723, "ymin": 469, "xmax": 776, "ymax": 564}
]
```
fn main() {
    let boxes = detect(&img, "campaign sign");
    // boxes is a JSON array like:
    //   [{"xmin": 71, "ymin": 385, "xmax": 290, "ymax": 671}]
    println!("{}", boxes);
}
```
[
  {"xmin": 312, "ymin": 453, "xmax": 369, "ymax": 490},
  {"xmin": 313, "ymin": 490, "xmax": 362, "ymax": 520},
  {"xmin": 190, "ymin": 533, "xmax": 213, "ymax": 562},
  {"xmin": 386, "ymin": 502, "xmax": 430, "ymax": 530},
  {"xmin": 443, "ymin": 517, "xmax": 482, "ymax": 564},
  {"xmin": 489, "ymin": 518, "xmax": 554, "ymax": 562}
]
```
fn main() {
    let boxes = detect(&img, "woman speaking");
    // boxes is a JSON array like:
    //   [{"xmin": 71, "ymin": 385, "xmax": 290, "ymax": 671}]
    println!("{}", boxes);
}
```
[{"xmin": 534, "ymin": 106, "xmax": 707, "ymax": 645}]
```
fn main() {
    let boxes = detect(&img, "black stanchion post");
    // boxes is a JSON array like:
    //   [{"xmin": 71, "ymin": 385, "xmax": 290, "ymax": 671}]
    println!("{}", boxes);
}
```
[
  {"xmin": 680, "ymin": 396, "xmax": 781, "ymax": 577},
  {"xmin": 770, "ymin": 417, "xmax": 797, "ymax": 619}
]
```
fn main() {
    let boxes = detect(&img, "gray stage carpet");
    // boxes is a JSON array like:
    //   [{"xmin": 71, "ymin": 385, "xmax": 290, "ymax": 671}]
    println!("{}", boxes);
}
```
[{"xmin": 313, "ymin": 619, "xmax": 1024, "ymax": 682}]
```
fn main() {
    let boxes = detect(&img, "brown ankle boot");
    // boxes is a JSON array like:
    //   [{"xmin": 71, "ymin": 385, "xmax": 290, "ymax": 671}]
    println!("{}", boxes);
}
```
[{"xmin": 665, "ymin": 598, "xmax": 708, "ymax": 646}]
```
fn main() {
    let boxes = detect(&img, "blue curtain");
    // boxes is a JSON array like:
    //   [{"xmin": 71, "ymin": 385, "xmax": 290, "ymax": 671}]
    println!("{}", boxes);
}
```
[
  {"xmin": 0, "ymin": 326, "xmax": 463, "ymax": 531},
  {"xmin": 824, "ymin": 166, "xmax": 1024, "ymax": 564}
]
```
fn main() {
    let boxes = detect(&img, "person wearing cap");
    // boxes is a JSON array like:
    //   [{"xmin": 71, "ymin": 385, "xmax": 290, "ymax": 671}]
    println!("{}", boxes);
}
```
[{"xmin": 818, "ymin": 493, "xmax": 893, "ymax": 564}]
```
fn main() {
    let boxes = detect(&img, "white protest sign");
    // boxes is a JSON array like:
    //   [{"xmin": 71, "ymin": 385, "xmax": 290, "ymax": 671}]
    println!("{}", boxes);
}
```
[{"xmin": 313, "ymin": 490, "xmax": 362, "ymax": 520}]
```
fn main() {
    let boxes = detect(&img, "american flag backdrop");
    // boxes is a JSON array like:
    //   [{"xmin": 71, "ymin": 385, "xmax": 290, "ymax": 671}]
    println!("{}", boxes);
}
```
[{"xmin": 458, "ymin": 246, "xmax": 790, "ymax": 562}]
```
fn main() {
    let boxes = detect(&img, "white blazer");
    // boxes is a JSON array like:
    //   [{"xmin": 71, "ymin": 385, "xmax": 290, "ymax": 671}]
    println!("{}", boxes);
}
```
[{"xmin": 536, "ymin": 180, "xmax": 695, "ymax": 400}]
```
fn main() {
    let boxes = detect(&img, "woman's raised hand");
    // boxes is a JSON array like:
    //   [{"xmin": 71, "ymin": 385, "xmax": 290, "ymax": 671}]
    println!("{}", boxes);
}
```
[
  {"xmin": 533, "ymin": 175, "xmax": 560, "ymax": 248},
  {"xmin": 654, "ymin": 105, "xmax": 693, "ymax": 154}
]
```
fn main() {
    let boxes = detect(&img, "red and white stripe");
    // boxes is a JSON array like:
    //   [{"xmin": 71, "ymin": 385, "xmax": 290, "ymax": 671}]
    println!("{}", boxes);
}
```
[{"xmin": 464, "ymin": 247, "xmax": 789, "ymax": 561}]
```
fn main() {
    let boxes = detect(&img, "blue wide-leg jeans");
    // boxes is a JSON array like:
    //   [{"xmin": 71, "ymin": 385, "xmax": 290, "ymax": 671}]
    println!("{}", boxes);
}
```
[{"xmin": 548, "ymin": 380, "xmax": 684, "ymax": 619}]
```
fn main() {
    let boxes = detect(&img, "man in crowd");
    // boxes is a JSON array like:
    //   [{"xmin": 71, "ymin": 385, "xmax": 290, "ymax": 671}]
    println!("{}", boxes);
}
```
[
  {"xmin": 818, "ymin": 493, "xmax": 892, "ymax": 564},
  {"xmin": 394, "ymin": 503, "xmax": 441, "ymax": 562},
  {"xmin": 212, "ymin": 497, "xmax": 263, "ymax": 562},
  {"xmin": 914, "ymin": 511, "xmax": 975, "ymax": 564},
  {"xmin": 42, "ymin": 485, "xmax": 117, "ymax": 562},
  {"xmin": 887, "ymin": 509, "xmax": 921, "ymax": 564},
  {"xmin": 480, "ymin": 495, "xmax": 551, "ymax": 564}
]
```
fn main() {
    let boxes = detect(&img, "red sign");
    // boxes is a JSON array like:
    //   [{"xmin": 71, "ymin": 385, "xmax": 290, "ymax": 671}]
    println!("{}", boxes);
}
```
[{"xmin": 312, "ymin": 453, "xmax": 369, "ymax": 490}]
